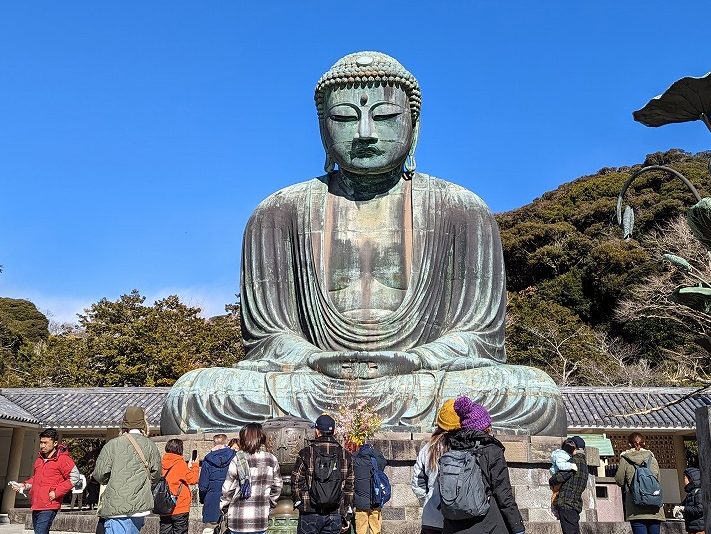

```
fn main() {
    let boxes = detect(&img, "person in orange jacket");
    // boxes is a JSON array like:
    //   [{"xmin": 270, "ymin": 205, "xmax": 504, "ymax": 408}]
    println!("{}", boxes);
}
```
[{"xmin": 160, "ymin": 439, "xmax": 200, "ymax": 534}]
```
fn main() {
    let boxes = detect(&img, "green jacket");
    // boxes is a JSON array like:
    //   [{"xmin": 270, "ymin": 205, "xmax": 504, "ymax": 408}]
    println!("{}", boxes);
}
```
[
  {"xmin": 92, "ymin": 432, "xmax": 162, "ymax": 518},
  {"xmin": 614, "ymin": 448, "xmax": 665, "ymax": 522}
]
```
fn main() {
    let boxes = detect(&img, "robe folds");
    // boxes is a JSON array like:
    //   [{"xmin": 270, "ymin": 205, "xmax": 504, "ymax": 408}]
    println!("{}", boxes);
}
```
[
  {"xmin": 240, "ymin": 172, "xmax": 506, "ymax": 371},
  {"xmin": 160, "ymin": 173, "xmax": 567, "ymax": 436}
]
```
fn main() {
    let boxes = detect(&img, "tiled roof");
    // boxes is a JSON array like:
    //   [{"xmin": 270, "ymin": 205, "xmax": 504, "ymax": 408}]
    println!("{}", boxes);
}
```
[
  {"xmin": 0, "ymin": 386, "xmax": 709, "ymax": 431},
  {"xmin": 0, "ymin": 387, "xmax": 169, "ymax": 429},
  {"xmin": 561, "ymin": 386, "xmax": 711, "ymax": 430},
  {"xmin": 0, "ymin": 394, "xmax": 40, "ymax": 426}
]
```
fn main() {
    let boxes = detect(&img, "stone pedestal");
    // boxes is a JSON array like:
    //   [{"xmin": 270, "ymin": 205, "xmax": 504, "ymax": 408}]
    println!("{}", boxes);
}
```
[{"xmin": 695, "ymin": 406, "xmax": 711, "ymax": 534}]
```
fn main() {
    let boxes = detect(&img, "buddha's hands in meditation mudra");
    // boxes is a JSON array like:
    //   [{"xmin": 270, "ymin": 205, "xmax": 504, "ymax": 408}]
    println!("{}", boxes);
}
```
[{"xmin": 308, "ymin": 351, "xmax": 422, "ymax": 379}]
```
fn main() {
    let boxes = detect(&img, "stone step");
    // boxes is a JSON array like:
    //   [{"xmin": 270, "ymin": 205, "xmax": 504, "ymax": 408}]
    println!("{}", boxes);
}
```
[
  {"xmin": 6, "ymin": 511, "xmax": 686, "ymax": 534},
  {"xmin": 5, "ymin": 523, "xmax": 689, "ymax": 534}
]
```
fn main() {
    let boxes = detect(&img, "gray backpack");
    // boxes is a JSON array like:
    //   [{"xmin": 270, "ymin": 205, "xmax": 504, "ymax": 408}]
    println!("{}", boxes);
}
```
[{"xmin": 437, "ymin": 445, "xmax": 490, "ymax": 520}]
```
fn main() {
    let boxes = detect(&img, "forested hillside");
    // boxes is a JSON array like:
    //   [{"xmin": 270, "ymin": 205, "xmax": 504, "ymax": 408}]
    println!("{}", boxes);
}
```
[
  {"xmin": 1, "ymin": 149, "xmax": 709, "ymax": 388},
  {"xmin": 500, "ymin": 148, "xmax": 711, "ymax": 386}
]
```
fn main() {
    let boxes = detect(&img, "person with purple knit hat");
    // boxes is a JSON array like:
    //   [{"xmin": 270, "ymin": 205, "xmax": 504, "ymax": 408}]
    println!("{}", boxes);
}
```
[{"xmin": 441, "ymin": 397, "xmax": 525, "ymax": 534}]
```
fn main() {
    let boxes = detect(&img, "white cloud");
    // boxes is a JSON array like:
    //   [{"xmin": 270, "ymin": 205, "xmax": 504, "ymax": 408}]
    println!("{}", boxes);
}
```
[
  {"xmin": 145, "ymin": 285, "xmax": 237, "ymax": 317},
  {"xmin": 0, "ymin": 285, "xmax": 237, "ymax": 326}
]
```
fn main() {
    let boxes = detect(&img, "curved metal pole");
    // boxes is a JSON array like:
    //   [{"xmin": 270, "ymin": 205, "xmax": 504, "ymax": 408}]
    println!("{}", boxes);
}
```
[{"xmin": 616, "ymin": 165, "xmax": 702, "ymax": 225}]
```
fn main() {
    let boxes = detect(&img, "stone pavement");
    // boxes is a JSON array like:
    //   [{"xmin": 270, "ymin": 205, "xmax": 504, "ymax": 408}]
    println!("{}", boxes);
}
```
[
  {"xmin": 0, "ymin": 524, "xmax": 23, "ymax": 534},
  {"xmin": 3, "ymin": 509, "xmax": 687, "ymax": 534}
]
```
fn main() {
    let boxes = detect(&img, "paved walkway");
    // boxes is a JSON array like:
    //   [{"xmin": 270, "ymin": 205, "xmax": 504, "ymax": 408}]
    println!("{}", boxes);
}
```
[
  {"xmin": 0, "ymin": 527, "xmax": 77, "ymax": 534},
  {"xmin": 0, "ymin": 524, "xmax": 23, "ymax": 534}
]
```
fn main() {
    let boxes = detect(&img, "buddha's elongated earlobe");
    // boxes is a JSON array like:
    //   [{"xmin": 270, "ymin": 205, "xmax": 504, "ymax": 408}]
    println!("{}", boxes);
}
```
[
  {"xmin": 404, "ymin": 121, "xmax": 420, "ymax": 174},
  {"xmin": 324, "ymin": 152, "xmax": 336, "ymax": 173},
  {"xmin": 320, "ymin": 123, "xmax": 336, "ymax": 174}
]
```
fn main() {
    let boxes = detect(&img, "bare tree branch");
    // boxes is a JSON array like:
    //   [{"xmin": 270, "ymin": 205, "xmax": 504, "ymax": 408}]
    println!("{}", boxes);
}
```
[{"xmin": 616, "ymin": 215, "xmax": 711, "ymax": 386}]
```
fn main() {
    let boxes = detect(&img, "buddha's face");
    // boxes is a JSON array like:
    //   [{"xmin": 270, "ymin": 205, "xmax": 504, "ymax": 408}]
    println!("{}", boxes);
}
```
[{"xmin": 321, "ymin": 84, "xmax": 413, "ymax": 175}]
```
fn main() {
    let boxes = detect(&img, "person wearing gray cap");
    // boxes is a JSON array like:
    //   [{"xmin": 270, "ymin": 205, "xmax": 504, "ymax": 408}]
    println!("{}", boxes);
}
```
[{"xmin": 93, "ymin": 407, "xmax": 162, "ymax": 534}]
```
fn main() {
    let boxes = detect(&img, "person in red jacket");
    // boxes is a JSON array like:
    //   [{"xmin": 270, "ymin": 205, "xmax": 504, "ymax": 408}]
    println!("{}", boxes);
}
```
[
  {"xmin": 13, "ymin": 428, "xmax": 77, "ymax": 534},
  {"xmin": 160, "ymin": 439, "xmax": 200, "ymax": 534}
]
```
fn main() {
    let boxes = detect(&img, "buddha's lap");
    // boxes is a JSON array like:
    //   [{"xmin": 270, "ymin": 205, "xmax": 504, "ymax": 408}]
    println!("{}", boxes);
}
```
[
  {"xmin": 162, "ymin": 364, "xmax": 566, "ymax": 435},
  {"xmin": 168, "ymin": 363, "xmax": 560, "ymax": 400}
]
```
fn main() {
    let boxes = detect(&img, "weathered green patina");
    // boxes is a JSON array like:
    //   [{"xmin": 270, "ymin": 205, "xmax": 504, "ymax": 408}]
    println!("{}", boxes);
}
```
[{"xmin": 161, "ymin": 52, "xmax": 566, "ymax": 436}]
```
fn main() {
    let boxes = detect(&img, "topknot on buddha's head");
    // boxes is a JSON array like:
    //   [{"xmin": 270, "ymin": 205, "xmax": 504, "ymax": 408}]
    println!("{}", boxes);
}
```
[{"xmin": 315, "ymin": 51, "xmax": 421, "ymax": 122}]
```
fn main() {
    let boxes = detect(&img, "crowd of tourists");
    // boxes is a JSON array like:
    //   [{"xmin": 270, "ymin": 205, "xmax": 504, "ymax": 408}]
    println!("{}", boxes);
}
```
[{"xmin": 9, "ymin": 401, "xmax": 707, "ymax": 534}]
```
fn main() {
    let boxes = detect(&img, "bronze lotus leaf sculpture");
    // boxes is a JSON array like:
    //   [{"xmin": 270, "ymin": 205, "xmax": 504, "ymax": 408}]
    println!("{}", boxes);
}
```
[
  {"xmin": 670, "ymin": 286, "xmax": 711, "ymax": 314},
  {"xmin": 687, "ymin": 197, "xmax": 711, "ymax": 251},
  {"xmin": 633, "ymin": 71, "xmax": 711, "ymax": 133},
  {"xmin": 619, "ymin": 173, "xmax": 711, "ymax": 319},
  {"xmin": 620, "ymin": 72, "xmax": 711, "ymax": 320}
]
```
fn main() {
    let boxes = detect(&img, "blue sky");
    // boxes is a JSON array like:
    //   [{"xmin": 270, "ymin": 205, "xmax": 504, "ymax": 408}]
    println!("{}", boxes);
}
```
[{"xmin": 1, "ymin": 1, "xmax": 710, "ymax": 323}]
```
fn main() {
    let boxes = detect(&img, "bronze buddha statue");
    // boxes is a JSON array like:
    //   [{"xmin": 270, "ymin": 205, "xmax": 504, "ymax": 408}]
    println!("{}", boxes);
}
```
[{"xmin": 161, "ymin": 52, "xmax": 566, "ymax": 436}]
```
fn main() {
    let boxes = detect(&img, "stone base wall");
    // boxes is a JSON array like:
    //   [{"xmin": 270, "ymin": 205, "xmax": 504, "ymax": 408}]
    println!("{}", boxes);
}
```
[{"xmin": 379, "ymin": 462, "xmax": 597, "ymax": 529}]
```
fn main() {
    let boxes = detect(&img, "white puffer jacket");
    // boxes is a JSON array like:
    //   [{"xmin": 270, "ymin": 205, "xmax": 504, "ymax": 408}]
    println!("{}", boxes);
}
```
[{"xmin": 411, "ymin": 442, "xmax": 443, "ymax": 529}]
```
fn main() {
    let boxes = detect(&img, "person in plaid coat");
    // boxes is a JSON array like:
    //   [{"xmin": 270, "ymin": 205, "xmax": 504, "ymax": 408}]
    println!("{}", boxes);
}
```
[
  {"xmin": 549, "ymin": 436, "xmax": 588, "ymax": 534},
  {"xmin": 220, "ymin": 423, "xmax": 283, "ymax": 534},
  {"xmin": 291, "ymin": 415, "xmax": 355, "ymax": 534}
]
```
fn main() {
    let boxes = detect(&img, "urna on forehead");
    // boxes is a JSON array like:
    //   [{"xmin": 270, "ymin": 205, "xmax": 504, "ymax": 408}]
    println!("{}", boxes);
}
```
[{"xmin": 314, "ymin": 51, "xmax": 422, "ymax": 121}]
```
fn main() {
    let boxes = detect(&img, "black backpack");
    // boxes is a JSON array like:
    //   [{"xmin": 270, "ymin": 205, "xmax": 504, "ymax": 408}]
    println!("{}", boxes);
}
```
[
  {"xmin": 308, "ymin": 445, "xmax": 343, "ymax": 512},
  {"xmin": 152, "ymin": 465, "xmax": 183, "ymax": 516}
]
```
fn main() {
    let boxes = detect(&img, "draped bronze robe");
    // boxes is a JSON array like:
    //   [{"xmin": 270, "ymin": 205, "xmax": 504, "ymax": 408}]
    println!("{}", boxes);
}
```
[
  {"xmin": 161, "ymin": 173, "xmax": 566, "ymax": 436},
  {"xmin": 240, "ymin": 172, "xmax": 506, "ymax": 370}
]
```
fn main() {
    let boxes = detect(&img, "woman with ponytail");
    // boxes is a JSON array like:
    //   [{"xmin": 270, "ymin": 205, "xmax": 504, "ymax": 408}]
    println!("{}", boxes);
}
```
[
  {"xmin": 442, "ymin": 397, "xmax": 525, "ymax": 534},
  {"xmin": 411, "ymin": 400, "xmax": 461, "ymax": 534}
]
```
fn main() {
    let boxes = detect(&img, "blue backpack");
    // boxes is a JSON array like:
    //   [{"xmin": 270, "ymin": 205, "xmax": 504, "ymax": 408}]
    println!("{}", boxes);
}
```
[
  {"xmin": 370, "ymin": 455, "xmax": 391, "ymax": 508},
  {"xmin": 627, "ymin": 455, "xmax": 663, "ymax": 508}
]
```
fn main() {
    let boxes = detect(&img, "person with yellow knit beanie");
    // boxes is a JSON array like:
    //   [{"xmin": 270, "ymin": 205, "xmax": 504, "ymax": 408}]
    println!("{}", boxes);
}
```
[
  {"xmin": 411, "ymin": 400, "xmax": 461, "ymax": 534},
  {"xmin": 436, "ymin": 399, "xmax": 461, "ymax": 432}
]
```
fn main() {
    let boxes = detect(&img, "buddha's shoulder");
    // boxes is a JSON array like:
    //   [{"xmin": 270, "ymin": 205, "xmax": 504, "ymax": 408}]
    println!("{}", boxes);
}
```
[
  {"xmin": 251, "ymin": 177, "xmax": 328, "ymax": 212},
  {"xmin": 414, "ymin": 173, "xmax": 491, "ymax": 212}
]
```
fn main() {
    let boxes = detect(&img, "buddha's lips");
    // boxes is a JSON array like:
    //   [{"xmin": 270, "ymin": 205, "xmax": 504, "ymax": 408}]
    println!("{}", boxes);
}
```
[{"xmin": 350, "ymin": 146, "xmax": 385, "ymax": 158}]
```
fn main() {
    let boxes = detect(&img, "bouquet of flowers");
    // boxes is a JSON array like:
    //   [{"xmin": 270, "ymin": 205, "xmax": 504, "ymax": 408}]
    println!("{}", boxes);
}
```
[{"xmin": 333, "ymin": 399, "xmax": 382, "ymax": 451}]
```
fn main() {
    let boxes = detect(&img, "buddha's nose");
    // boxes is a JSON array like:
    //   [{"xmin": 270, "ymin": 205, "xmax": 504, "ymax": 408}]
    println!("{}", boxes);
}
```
[{"xmin": 355, "ymin": 114, "xmax": 377, "ymax": 142}]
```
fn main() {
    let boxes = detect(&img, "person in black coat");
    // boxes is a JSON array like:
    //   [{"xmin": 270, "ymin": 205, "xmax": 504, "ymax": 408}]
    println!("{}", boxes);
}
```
[
  {"xmin": 352, "ymin": 443, "xmax": 387, "ymax": 534},
  {"xmin": 676, "ymin": 467, "xmax": 704, "ymax": 534},
  {"xmin": 85, "ymin": 478, "xmax": 100, "ymax": 510},
  {"xmin": 441, "ymin": 397, "xmax": 525, "ymax": 534}
]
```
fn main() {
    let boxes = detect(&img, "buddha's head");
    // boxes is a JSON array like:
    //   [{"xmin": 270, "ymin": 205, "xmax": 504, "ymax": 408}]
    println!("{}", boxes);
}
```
[{"xmin": 315, "ymin": 52, "xmax": 421, "ymax": 175}]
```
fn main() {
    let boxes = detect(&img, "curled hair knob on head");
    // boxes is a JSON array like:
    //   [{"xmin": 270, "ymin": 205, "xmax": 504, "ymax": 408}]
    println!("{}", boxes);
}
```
[{"xmin": 562, "ymin": 439, "xmax": 576, "ymax": 455}]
